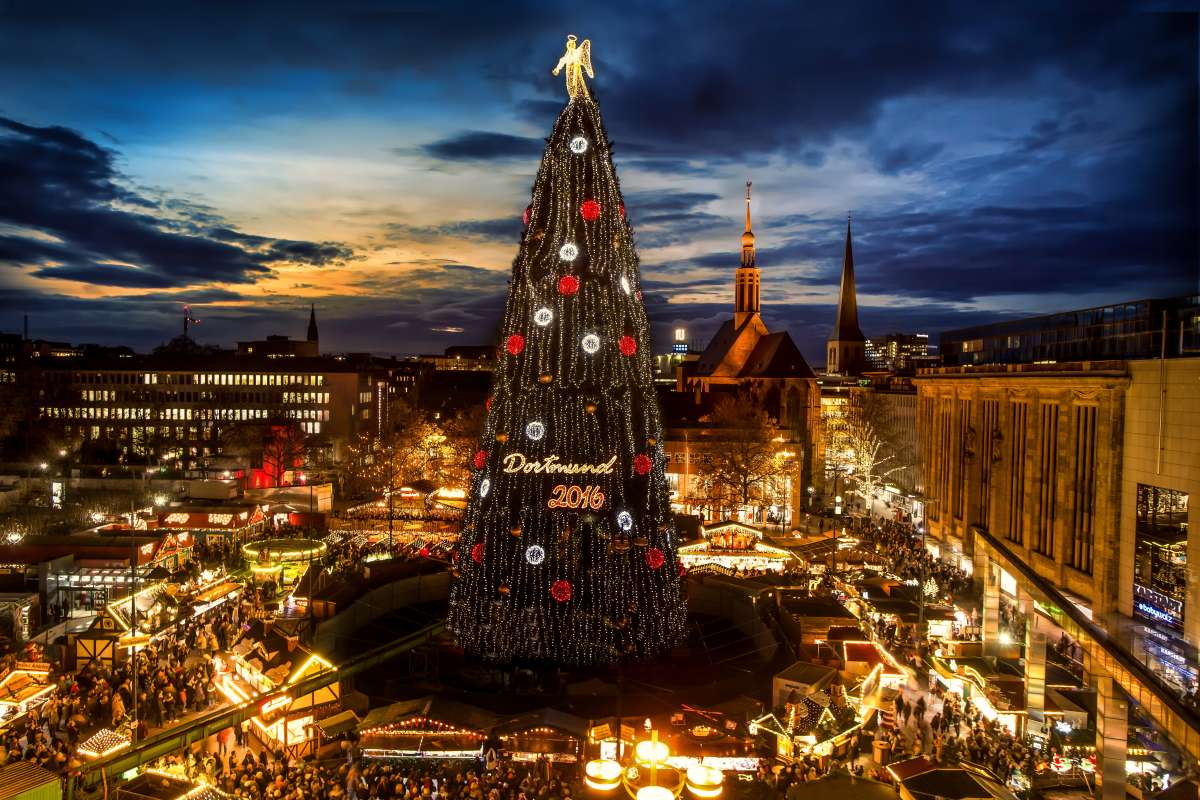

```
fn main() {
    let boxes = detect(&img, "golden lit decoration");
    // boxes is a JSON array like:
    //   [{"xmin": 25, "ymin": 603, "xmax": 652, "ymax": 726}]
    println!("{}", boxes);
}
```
[
  {"xmin": 552, "ymin": 34, "xmax": 594, "ymax": 101},
  {"xmin": 79, "ymin": 727, "xmax": 131, "ymax": 759},
  {"xmin": 685, "ymin": 765, "xmax": 724, "ymax": 798},
  {"xmin": 635, "ymin": 738, "xmax": 669, "ymax": 765},
  {"xmin": 586, "ymin": 759, "xmax": 623, "ymax": 791}
]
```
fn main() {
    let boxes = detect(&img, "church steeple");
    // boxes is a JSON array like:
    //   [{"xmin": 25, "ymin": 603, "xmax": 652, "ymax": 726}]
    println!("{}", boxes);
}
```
[
  {"xmin": 740, "ymin": 181, "xmax": 756, "ymax": 267},
  {"xmin": 307, "ymin": 303, "xmax": 319, "ymax": 344},
  {"xmin": 826, "ymin": 214, "xmax": 866, "ymax": 375},
  {"xmin": 734, "ymin": 181, "xmax": 761, "ymax": 328}
]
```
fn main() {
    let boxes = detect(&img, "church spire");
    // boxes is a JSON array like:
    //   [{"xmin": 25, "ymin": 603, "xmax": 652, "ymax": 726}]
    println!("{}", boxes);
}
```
[
  {"xmin": 740, "ymin": 180, "xmax": 756, "ymax": 268},
  {"xmin": 307, "ymin": 303, "xmax": 319, "ymax": 344},
  {"xmin": 832, "ymin": 214, "xmax": 864, "ymax": 342},
  {"xmin": 733, "ymin": 181, "xmax": 761, "ymax": 328},
  {"xmin": 826, "ymin": 213, "xmax": 866, "ymax": 375}
]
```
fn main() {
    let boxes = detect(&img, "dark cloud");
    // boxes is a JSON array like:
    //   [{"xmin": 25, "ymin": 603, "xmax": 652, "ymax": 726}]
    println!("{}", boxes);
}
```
[
  {"xmin": 417, "ymin": 131, "xmax": 543, "ymax": 162},
  {"xmin": 869, "ymin": 139, "xmax": 946, "ymax": 175},
  {"xmin": 0, "ymin": 117, "xmax": 356, "ymax": 289}
]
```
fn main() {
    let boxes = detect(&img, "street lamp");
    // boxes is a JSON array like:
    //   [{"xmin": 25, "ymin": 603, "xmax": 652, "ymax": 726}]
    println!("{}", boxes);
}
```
[{"xmin": 37, "ymin": 462, "xmax": 47, "ymax": 472}]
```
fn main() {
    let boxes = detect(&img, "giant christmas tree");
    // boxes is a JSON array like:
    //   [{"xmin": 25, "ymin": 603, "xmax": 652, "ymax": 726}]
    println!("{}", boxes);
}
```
[{"xmin": 447, "ymin": 36, "xmax": 687, "ymax": 666}]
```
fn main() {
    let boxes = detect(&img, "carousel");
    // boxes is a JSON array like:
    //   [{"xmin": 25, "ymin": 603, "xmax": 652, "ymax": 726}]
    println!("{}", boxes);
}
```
[{"xmin": 676, "ymin": 521, "xmax": 796, "ymax": 574}]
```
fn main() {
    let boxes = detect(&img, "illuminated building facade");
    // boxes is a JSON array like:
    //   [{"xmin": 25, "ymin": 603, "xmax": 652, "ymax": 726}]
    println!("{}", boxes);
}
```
[
  {"xmin": 24, "ymin": 352, "xmax": 407, "ymax": 469},
  {"xmin": 865, "ymin": 333, "xmax": 931, "ymax": 372}
]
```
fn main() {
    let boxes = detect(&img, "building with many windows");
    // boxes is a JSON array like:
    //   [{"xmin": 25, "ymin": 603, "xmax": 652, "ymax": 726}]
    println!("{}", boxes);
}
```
[
  {"xmin": 24, "ymin": 351, "xmax": 410, "ymax": 471},
  {"xmin": 914, "ymin": 298, "xmax": 1200, "ymax": 784},
  {"xmin": 938, "ymin": 295, "xmax": 1199, "ymax": 367},
  {"xmin": 865, "ymin": 333, "xmax": 932, "ymax": 372}
]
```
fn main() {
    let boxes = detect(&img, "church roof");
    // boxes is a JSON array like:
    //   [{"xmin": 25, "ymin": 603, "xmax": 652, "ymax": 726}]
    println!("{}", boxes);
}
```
[
  {"xmin": 738, "ymin": 331, "xmax": 815, "ymax": 378},
  {"xmin": 694, "ymin": 318, "xmax": 744, "ymax": 375},
  {"xmin": 830, "ymin": 219, "xmax": 866, "ymax": 343},
  {"xmin": 694, "ymin": 318, "xmax": 814, "ymax": 380}
]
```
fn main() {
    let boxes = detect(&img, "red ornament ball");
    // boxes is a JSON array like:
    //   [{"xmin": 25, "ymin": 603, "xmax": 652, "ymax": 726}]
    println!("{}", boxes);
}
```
[
  {"xmin": 485, "ymin": 396, "xmax": 493, "ymax": 411},
  {"xmin": 550, "ymin": 579, "xmax": 573, "ymax": 603},
  {"xmin": 473, "ymin": 450, "xmax": 488, "ymax": 470},
  {"xmin": 523, "ymin": 206, "xmax": 531, "ymax": 226},
  {"xmin": 471, "ymin": 543, "xmax": 485, "ymax": 564},
  {"xmin": 678, "ymin": 561, "xmax": 687, "ymax": 577},
  {"xmin": 506, "ymin": 334, "xmax": 526, "ymax": 355},
  {"xmin": 619, "ymin": 203, "xmax": 626, "ymax": 219},
  {"xmin": 633, "ymin": 453, "xmax": 652, "ymax": 476},
  {"xmin": 580, "ymin": 199, "xmax": 601, "ymax": 221},
  {"xmin": 619, "ymin": 335, "xmax": 638, "ymax": 356},
  {"xmin": 646, "ymin": 547, "xmax": 665, "ymax": 570},
  {"xmin": 418, "ymin": 545, "xmax": 430, "ymax": 558},
  {"xmin": 558, "ymin": 275, "xmax": 579, "ymax": 296}
]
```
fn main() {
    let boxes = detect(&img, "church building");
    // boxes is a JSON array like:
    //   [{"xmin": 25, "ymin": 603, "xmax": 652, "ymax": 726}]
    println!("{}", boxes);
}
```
[{"xmin": 664, "ymin": 183, "xmax": 820, "ymax": 528}]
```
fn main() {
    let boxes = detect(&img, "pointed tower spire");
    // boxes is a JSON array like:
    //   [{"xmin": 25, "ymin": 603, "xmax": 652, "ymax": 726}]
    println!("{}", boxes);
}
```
[
  {"xmin": 826, "ymin": 213, "xmax": 866, "ymax": 374},
  {"xmin": 740, "ymin": 180, "xmax": 756, "ymax": 268},
  {"xmin": 733, "ymin": 181, "xmax": 761, "ymax": 328},
  {"xmin": 307, "ymin": 303, "xmax": 319, "ymax": 344}
]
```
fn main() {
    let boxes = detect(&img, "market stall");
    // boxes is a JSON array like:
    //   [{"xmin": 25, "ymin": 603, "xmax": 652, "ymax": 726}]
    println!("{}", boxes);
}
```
[
  {"xmin": 156, "ymin": 505, "xmax": 266, "ymax": 545},
  {"xmin": 0, "ymin": 662, "xmax": 55, "ymax": 726},
  {"xmin": 358, "ymin": 696, "xmax": 493, "ymax": 760},
  {"xmin": 495, "ymin": 708, "xmax": 587, "ymax": 764},
  {"xmin": 216, "ymin": 621, "xmax": 339, "ymax": 760},
  {"xmin": 74, "ymin": 581, "xmax": 179, "ymax": 668}
]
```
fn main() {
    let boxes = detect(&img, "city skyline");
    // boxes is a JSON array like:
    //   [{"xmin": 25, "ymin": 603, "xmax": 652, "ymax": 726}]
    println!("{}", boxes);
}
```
[{"xmin": 1, "ymin": 2, "xmax": 1196, "ymax": 361}]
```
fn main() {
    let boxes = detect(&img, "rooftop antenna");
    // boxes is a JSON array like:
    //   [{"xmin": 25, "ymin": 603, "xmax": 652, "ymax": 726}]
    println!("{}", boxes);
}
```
[{"xmin": 183, "ymin": 305, "xmax": 200, "ymax": 338}]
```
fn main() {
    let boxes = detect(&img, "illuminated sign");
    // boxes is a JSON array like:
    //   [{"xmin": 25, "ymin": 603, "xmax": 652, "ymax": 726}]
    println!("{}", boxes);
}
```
[
  {"xmin": 208, "ymin": 513, "xmax": 233, "ymax": 525},
  {"xmin": 165, "ymin": 513, "xmax": 190, "ymax": 525},
  {"xmin": 1133, "ymin": 584, "xmax": 1183, "ymax": 629},
  {"xmin": 260, "ymin": 694, "xmax": 292, "ymax": 716},
  {"xmin": 502, "ymin": 453, "xmax": 617, "ymax": 476},
  {"xmin": 547, "ymin": 484, "xmax": 605, "ymax": 510}
]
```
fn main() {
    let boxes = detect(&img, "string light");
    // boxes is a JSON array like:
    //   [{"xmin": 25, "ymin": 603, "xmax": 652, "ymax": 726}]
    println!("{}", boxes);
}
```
[
  {"xmin": 525, "ymin": 421, "xmax": 546, "ymax": 441},
  {"xmin": 447, "ymin": 45, "xmax": 686, "ymax": 666},
  {"xmin": 534, "ymin": 307, "xmax": 554, "ymax": 326}
]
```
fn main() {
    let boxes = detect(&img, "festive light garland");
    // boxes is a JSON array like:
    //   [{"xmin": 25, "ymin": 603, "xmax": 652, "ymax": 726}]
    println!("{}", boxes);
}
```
[{"xmin": 446, "ymin": 53, "xmax": 686, "ymax": 665}]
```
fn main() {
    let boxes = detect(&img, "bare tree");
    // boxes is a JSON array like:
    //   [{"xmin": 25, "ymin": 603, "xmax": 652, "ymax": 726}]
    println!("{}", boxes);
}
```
[
  {"xmin": 823, "ymin": 392, "xmax": 906, "ymax": 514},
  {"xmin": 697, "ymin": 390, "xmax": 789, "ymax": 517}
]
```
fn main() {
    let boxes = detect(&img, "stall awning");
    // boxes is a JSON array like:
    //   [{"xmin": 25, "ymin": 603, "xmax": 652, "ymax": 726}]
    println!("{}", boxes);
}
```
[{"xmin": 318, "ymin": 710, "xmax": 360, "ymax": 737}]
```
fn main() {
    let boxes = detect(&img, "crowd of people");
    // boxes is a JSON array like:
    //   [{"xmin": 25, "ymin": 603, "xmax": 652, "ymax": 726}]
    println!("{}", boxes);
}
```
[
  {"xmin": 154, "ymin": 747, "xmax": 583, "ymax": 800},
  {"xmin": 0, "ymin": 587, "xmax": 259, "ymax": 779}
]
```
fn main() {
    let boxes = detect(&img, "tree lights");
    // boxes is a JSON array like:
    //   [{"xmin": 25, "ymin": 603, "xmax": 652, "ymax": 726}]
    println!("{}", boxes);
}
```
[{"xmin": 446, "ymin": 37, "xmax": 686, "ymax": 666}]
